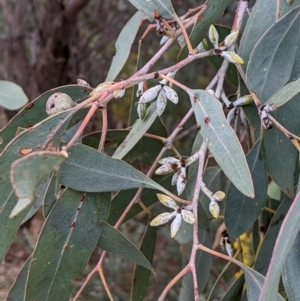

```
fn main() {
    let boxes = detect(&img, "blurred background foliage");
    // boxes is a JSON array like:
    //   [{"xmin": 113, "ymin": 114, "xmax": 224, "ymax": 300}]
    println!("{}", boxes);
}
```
[{"xmin": 0, "ymin": 0, "xmax": 255, "ymax": 300}]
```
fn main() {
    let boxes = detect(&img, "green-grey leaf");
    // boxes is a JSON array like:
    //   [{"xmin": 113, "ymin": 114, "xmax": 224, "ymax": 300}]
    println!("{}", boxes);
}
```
[
  {"xmin": 59, "ymin": 144, "xmax": 164, "ymax": 192},
  {"xmin": 241, "ymin": 266, "xmax": 285, "ymax": 301},
  {"xmin": 25, "ymin": 190, "xmax": 110, "ymax": 301},
  {"xmin": 190, "ymin": 89, "xmax": 254, "ymax": 198},
  {"xmin": 282, "ymin": 232, "xmax": 300, "ymax": 301},
  {"xmin": 131, "ymin": 223, "xmax": 156, "ymax": 301},
  {"xmin": 10, "ymin": 151, "xmax": 67, "ymax": 217},
  {"xmin": 97, "ymin": 221, "xmax": 154, "ymax": 273},
  {"xmin": 7, "ymin": 257, "xmax": 31, "ymax": 301},
  {"xmin": 0, "ymin": 110, "xmax": 74, "ymax": 261},
  {"xmin": 106, "ymin": 11, "xmax": 144, "ymax": 81},
  {"xmin": 263, "ymin": 97, "xmax": 300, "ymax": 198},
  {"xmin": 0, "ymin": 80, "xmax": 28, "ymax": 110},
  {"xmin": 253, "ymin": 195, "xmax": 292, "ymax": 276},
  {"xmin": 43, "ymin": 173, "xmax": 58, "ymax": 218},
  {"xmin": 265, "ymin": 77, "xmax": 300, "ymax": 107},
  {"xmin": 0, "ymin": 85, "xmax": 92, "ymax": 151},
  {"xmin": 127, "ymin": 0, "xmax": 175, "ymax": 20},
  {"xmin": 225, "ymin": 140, "xmax": 267, "ymax": 238},
  {"xmin": 247, "ymin": 6, "xmax": 300, "ymax": 103},
  {"xmin": 178, "ymin": 0, "xmax": 233, "ymax": 60},
  {"xmin": 258, "ymin": 191, "xmax": 300, "ymax": 301},
  {"xmin": 113, "ymin": 102, "xmax": 159, "ymax": 160}
]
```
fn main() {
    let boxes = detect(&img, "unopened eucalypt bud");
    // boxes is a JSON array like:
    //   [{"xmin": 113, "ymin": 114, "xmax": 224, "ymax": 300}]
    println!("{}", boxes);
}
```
[{"xmin": 46, "ymin": 93, "xmax": 75, "ymax": 116}]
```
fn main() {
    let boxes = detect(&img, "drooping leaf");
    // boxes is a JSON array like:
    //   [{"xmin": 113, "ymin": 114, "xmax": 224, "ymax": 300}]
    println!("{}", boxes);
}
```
[
  {"xmin": 0, "ymin": 110, "xmax": 74, "ymax": 261},
  {"xmin": 0, "ymin": 80, "xmax": 28, "ymax": 110},
  {"xmin": 178, "ymin": 229, "xmax": 212, "ymax": 301},
  {"xmin": 7, "ymin": 257, "xmax": 31, "ymax": 301},
  {"xmin": 10, "ymin": 151, "xmax": 67, "ymax": 217},
  {"xmin": 0, "ymin": 85, "xmax": 92, "ymax": 151},
  {"xmin": 189, "ymin": 89, "xmax": 254, "ymax": 198},
  {"xmin": 97, "ymin": 221, "xmax": 154, "ymax": 273},
  {"xmin": 264, "ymin": 77, "xmax": 300, "ymax": 107},
  {"xmin": 113, "ymin": 102, "xmax": 159, "ymax": 160},
  {"xmin": 263, "ymin": 97, "xmax": 300, "ymax": 198},
  {"xmin": 225, "ymin": 140, "xmax": 267, "ymax": 238},
  {"xmin": 25, "ymin": 190, "xmax": 110, "ymax": 301},
  {"xmin": 253, "ymin": 195, "xmax": 291, "ymax": 276},
  {"xmin": 59, "ymin": 144, "xmax": 164, "ymax": 192},
  {"xmin": 282, "ymin": 232, "xmax": 300, "ymax": 301},
  {"xmin": 127, "ymin": 0, "xmax": 176, "ymax": 20},
  {"xmin": 131, "ymin": 222, "xmax": 156, "ymax": 301},
  {"xmin": 178, "ymin": 0, "xmax": 233, "ymax": 60},
  {"xmin": 258, "ymin": 191, "xmax": 300, "ymax": 301},
  {"xmin": 241, "ymin": 265, "xmax": 285, "ymax": 301},
  {"xmin": 247, "ymin": 6, "xmax": 300, "ymax": 103},
  {"xmin": 106, "ymin": 11, "xmax": 144, "ymax": 81}
]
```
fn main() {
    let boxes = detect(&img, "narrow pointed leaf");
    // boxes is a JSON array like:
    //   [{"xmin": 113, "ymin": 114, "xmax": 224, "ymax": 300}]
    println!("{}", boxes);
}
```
[
  {"xmin": 265, "ymin": 77, "xmax": 300, "ymax": 107},
  {"xmin": 190, "ymin": 89, "xmax": 254, "ymax": 198},
  {"xmin": 59, "ymin": 144, "xmax": 164, "ymax": 192},
  {"xmin": 259, "ymin": 191, "xmax": 300, "ymax": 301},
  {"xmin": 241, "ymin": 266, "xmax": 285, "ymax": 301},
  {"xmin": 113, "ymin": 102, "xmax": 159, "ymax": 160},
  {"xmin": 7, "ymin": 257, "xmax": 31, "ymax": 301},
  {"xmin": 43, "ymin": 173, "xmax": 58, "ymax": 217},
  {"xmin": 106, "ymin": 11, "xmax": 144, "ymax": 81},
  {"xmin": 263, "ymin": 97, "xmax": 300, "ymax": 198},
  {"xmin": 247, "ymin": 6, "xmax": 300, "ymax": 103},
  {"xmin": 10, "ymin": 151, "xmax": 67, "ymax": 217},
  {"xmin": 221, "ymin": 275, "xmax": 244, "ymax": 301},
  {"xmin": 97, "ymin": 221, "xmax": 154, "ymax": 273},
  {"xmin": 25, "ymin": 190, "xmax": 110, "ymax": 301},
  {"xmin": 225, "ymin": 140, "xmax": 267, "ymax": 238},
  {"xmin": 0, "ymin": 110, "xmax": 74, "ymax": 261},
  {"xmin": 131, "ymin": 223, "xmax": 156, "ymax": 301},
  {"xmin": 0, "ymin": 80, "xmax": 28, "ymax": 110},
  {"xmin": 282, "ymin": 233, "xmax": 300, "ymax": 301},
  {"xmin": 0, "ymin": 85, "xmax": 92, "ymax": 151}
]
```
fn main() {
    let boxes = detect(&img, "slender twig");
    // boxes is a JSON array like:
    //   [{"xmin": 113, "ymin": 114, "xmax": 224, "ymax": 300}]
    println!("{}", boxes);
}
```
[
  {"xmin": 263, "ymin": 206, "xmax": 276, "ymax": 214},
  {"xmin": 98, "ymin": 267, "xmax": 114, "ymax": 301},
  {"xmin": 98, "ymin": 105, "xmax": 108, "ymax": 152}
]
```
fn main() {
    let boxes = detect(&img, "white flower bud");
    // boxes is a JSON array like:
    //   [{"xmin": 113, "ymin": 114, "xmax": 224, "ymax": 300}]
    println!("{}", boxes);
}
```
[
  {"xmin": 221, "ymin": 51, "xmax": 244, "ymax": 65},
  {"xmin": 208, "ymin": 24, "xmax": 219, "ymax": 49},
  {"xmin": 227, "ymin": 107, "xmax": 237, "ymax": 124},
  {"xmin": 157, "ymin": 90, "xmax": 167, "ymax": 116},
  {"xmin": 224, "ymin": 31, "xmax": 239, "ymax": 48},
  {"xmin": 181, "ymin": 209, "xmax": 195, "ymax": 224},
  {"xmin": 140, "ymin": 85, "xmax": 161, "ymax": 103},
  {"xmin": 209, "ymin": 200, "xmax": 220, "ymax": 218},
  {"xmin": 136, "ymin": 82, "xmax": 144, "ymax": 98},
  {"xmin": 77, "ymin": 79, "xmax": 90, "ymax": 87},
  {"xmin": 163, "ymin": 86, "xmax": 178, "ymax": 104},
  {"xmin": 177, "ymin": 34, "xmax": 186, "ymax": 48},
  {"xmin": 113, "ymin": 88, "xmax": 125, "ymax": 99},
  {"xmin": 196, "ymin": 38, "xmax": 208, "ymax": 52},
  {"xmin": 90, "ymin": 81, "xmax": 115, "ymax": 96},
  {"xmin": 213, "ymin": 191, "xmax": 226, "ymax": 201},
  {"xmin": 233, "ymin": 95, "xmax": 253, "ymax": 107}
]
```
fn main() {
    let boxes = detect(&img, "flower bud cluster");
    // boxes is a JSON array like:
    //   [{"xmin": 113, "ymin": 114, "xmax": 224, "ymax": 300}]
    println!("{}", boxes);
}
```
[{"xmin": 208, "ymin": 25, "xmax": 244, "ymax": 65}]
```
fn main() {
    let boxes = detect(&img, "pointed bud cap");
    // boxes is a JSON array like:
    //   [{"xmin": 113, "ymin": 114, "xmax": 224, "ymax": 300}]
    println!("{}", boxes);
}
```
[
  {"xmin": 137, "ymin": 102, "xmax": 147, "ymax": 119},
  {"xmin": 46, "ymin": 93, "xmax": 75, "ymax": 116},
  {"xmin": 224, "ymin": 31, "xmax": 239, "ymax": 48},
  {"xmin": 209, "ymin": 200, "xmax": 220, "ymax": 218},
  {"xmin": 208, "ymin": 24, "xmax": 219, "ymax": 49},
  {"xmin": 213, "ymin": 191, "xmax": 226, "ymax": 201},
  {"xmin": 233, "ymin": 95, "xmax": 253, "ymax": 107},
  {"xmin": 221, "ymin": 51, "xmax": 244, "ymax": 65}
]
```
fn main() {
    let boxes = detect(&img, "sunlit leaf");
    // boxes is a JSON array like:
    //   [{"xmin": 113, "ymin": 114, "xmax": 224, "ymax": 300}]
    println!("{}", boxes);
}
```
[
  {"xmin": 0, "ymin": 80, "xmax": 28, "ymax": 110},
  {"xmin": 106, "ymin": 11, "xmax": 144, "ymax": 81},
  {"xmin": 189, "ymin": 89, "xmax": 254, "ymax": 198}
]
